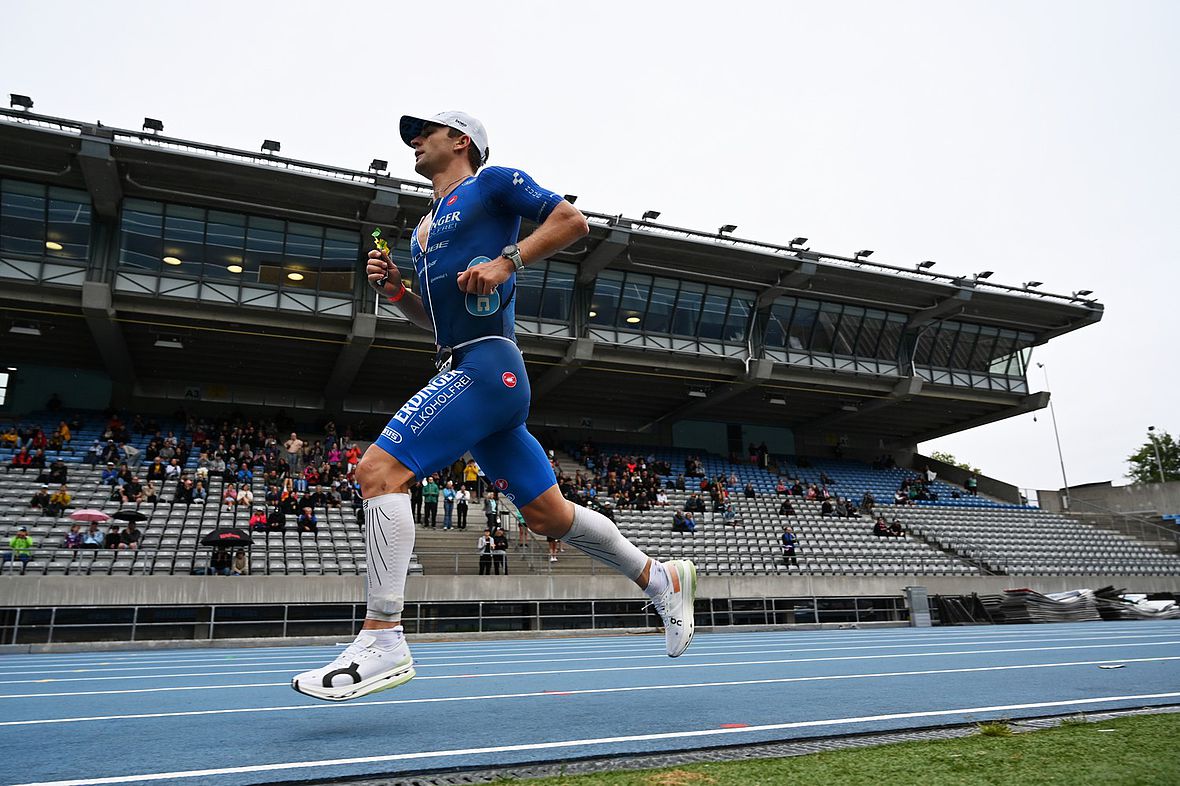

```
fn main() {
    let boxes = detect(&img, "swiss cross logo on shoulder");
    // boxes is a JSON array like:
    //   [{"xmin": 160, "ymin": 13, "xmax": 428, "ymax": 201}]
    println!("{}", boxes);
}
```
[
  {"xmin": 446, "ymin": 194, "xmax": 458, "ymax": 206},
  {"xmin": 502, "ymin": 372, "xmax": 517, "ymax": 388},
  {"xmin": 512, "ymin": 172, "xmax": 524, "ymax": 186}
]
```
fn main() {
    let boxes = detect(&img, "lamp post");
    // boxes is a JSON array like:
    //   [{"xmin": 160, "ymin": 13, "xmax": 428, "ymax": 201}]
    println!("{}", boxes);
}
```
[
  {"xmin": 1037, "ymin": 362, "xmax": 1071, "ymax": 509},
  {"xmin": 1147, "ymin": 426, "xmax": 1166, "ymax": 484}
]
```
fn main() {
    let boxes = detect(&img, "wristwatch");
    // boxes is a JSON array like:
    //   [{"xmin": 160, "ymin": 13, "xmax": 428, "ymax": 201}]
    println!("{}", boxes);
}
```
[{"xmin": 502, "ymin": 244, "xmax": 524, "ymax": 273}]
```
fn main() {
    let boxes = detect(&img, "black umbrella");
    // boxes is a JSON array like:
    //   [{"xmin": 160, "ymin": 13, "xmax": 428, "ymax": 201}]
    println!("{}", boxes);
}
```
[
  {"xmin": 201, "ymin": 528, "xmax": 254, "ymax": 547},
  {"xmin": 113, "ymin": 510, "xmax": 148, "ymax": 522}
]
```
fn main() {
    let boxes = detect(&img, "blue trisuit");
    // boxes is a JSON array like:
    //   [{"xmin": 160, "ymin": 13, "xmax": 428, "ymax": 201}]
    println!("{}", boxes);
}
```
[{"xmin": 374, "ymin": 166, "xmax": 565, "ymax": 508}]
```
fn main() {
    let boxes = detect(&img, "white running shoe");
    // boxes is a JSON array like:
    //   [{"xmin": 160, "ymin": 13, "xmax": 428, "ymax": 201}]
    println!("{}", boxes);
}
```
[
  {"xmin": 651, "ymin": 559, "xmax": 697, "ymax": 657},
  {"xmin": 291, "ymin": 631, "xmax": 415, "ymax": 702}
]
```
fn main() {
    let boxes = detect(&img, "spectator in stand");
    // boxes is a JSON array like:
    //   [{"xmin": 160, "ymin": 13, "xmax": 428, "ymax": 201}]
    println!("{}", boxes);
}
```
[
  {"xmin": 463, "ymin": 459, "xmax": 480, "ymax": 495},
  {"xmin": 683, "ymin": 510, "xmax": 697, "ymax": 532},
  {"xmin": 231, "ymin": 548, "xmax": 249, "ymax": 576},
  {"xmin": 655, "ymin": 489, "xmax": 668, "ymax": 507},
  {"xmin": 483, "ymin": 490, "xmax": 499, "ymax": 531},
  {"xmin": 171, "ymin": 477, "xmax": 193, "ymax": 505},
  {"xmin": 893, "ymin": 489, "xmax": 910, "ymax": 506},
  {"xmin": 966, "ymin": 475, "xmax": 979, "ymax": 496},
  {"xmin": 780, "ymin": 525, "xmax": 799, "ymax": 568},
  {"xmin": 410, "ymin": 480, "xmax": 423, "ymax": 524},
  {"xmin": 820, "ymin": 498, "xmax": 834, "ymax": 517},
  {"xmin": 492, "ymin": 526, "xmax": 509, "ymax": 575},
  {"xmin": 512, "ymin": 506, "xmax": 529, "ymax": 549},
  {"xmin": 298, "ymin": 507, "xmax": 318, "ymax": 533},
  {"xmin": 8, "ymin": 447, "xmax": 34, "ymax": 473},
  {"xmin": 85, "ymin": 439, "xmax": 102, "ymax": 466},
  {"xmin": 477, "ymin": 529, "xmax": 494, "ymax": 575},
  {"xmin": 284, "ymin": 432, "xmax": 304, "ymax": 471},
  {"xmin": 143, "ymin": 480, "xmax": 159, "ymax": 504},
  {"xmin": 743, "ymin": 481, "xmax": 756, "ymax": 499},
  {"xmin": 442, "ymin": 480, "xmax": 456, "ymax": 530},
  {"xmin": 237, "ymin": 485, "xmax": 255, "ymax": 509},
  {"xmin": 249, "ymin": 507, "xmax": 269, "ymax": 532},
  {"xmin": 100, "ymin": 462, "xmax": 119, "ymax": 487},
  {"xmin": 236, "ymin": 463, "xmax": 253, "ymax": 485},
  {"xmin": 192, "ymin": 479, "xmax": 208, "ymax": 504},
  {"xmin": 722, "ymin": 501, "xmax": 741, "ymax": 527},
  {"xmin": 64, "ymin": 524, "xmax": 83, "ymax": 549},
  {"xmin": 122, "ymin": 475, "xmax": 144, "ymax": 504},
  {"xmin": 547, "ymin": 533, "xmax": 560, "ymax": 562},
  {"xmin": 778, "ymin": 498, "xmax": 796, "ymax": 516},
  {"xmin": 455, "ymin": 485, "xmax": 470, "ymax": 530},
  {"xmin": 121, "ymin": 441, "xmax": 141, "ymax": 469},
  {"xmin": 146, "ymin": 457, "xmax": 166, "ymax": 482},
  {"xmin": 30, "ymin": 484, "xmax": 50, "ymax": 511},
  {"xmin": 5, "ymin": 527, "xmax": 34, "ymax": 571},
  {"xmin": 222, "ymin": 484, "xmax": 238, "ymax": 511},
  {"xmin": 0, "ymin": 426, "xmax": 17, "ymax": 448},
  {"xmin": 103, "ymin": 524, "xmax": 122, "ymax": 549},
  {"xmin": 890, "ymin": 518, "xmax": 905, "ymax": 537},
  {"xmin": 209, "ymin": 547, "xmax": 232, "ymax": 576},
  {"xmin": 165, "ymin": 458, "xmax": 182, "ymax": 482},
  {"xmin": 119, "ymin": 522, "xmax": 143, "ymax": 550},
  {"xmin": 873, "ymin": 515, "xmax": 891, "ymax": 537},
  {"xmin": 47, "ymin": 459, "xmax": 68, "ymax": 485},
  {"xmin": 266, "ymin": 507, "xmax": 287, "ymax": 531},
  {"xmin": 81, "ymin": 523, "xmax": 104, "ymax": 549},
  {"xmin": 422, "ymin": 475, "xmax": 440, "ymax": 528},
  {"xmin": 861, "ymin": 492, "xmax": 875, "ymax": 515},
  {"xmin": 47, "ymin": 484, "xmax": 71, "ymax": 518},
  {"xmin": 344, "ymin": 442, "xmax": 362, "ymax": 470},
  {"xmin": 672, "ymin": 509, "xmax": 689, "ymax": 532}
]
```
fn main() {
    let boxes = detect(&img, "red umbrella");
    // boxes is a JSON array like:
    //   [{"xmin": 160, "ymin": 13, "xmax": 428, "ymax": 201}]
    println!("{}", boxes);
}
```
[{"xmin": 69, "ymin": 509, "xmax": 111, "ymax": 523}]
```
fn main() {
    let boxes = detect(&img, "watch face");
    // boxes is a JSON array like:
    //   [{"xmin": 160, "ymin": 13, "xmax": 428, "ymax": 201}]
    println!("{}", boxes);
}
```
[{"xmin": 503, "ymin": 244, "xmax": 518, "ymax": 256}]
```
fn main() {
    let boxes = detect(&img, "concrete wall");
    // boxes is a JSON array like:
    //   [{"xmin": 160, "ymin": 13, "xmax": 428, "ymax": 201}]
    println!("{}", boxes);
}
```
[
  {"xmin": 1036, "ymin": 480, "xmax": 1180, "ymax": 516},
  {"xmin": 914, "ymin": 453, "xmax": 1022, "ymax": 504},
  {"xmin": 2, "ymin": 573, "xmax": 1176, "ymax": 608}
]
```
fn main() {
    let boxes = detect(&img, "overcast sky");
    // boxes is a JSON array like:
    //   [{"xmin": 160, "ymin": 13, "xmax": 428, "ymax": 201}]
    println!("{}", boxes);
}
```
[{"xmin": 3, "ymin": 0, "xmax": 1176, "ymax": 494}]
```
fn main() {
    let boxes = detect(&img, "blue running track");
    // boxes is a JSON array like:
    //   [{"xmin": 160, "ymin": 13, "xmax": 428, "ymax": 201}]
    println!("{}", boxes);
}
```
[{"xmin": 1, "ymin": 620, "xmax": 1178, "ymax": 785}]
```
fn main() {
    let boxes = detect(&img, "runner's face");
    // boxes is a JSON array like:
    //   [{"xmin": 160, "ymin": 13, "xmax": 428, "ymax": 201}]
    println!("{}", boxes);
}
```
[{"xmin": 411, "ymin": 124, "xmax": 451, "ymax": 177}]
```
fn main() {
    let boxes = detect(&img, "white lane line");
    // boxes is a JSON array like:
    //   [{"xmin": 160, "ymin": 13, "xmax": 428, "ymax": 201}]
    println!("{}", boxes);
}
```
[
  {"xmin": 7, "ymin": 628, "xmax": 1146, "ymax": 666},
  {"xmin": 13, "ymin": 690, "xmax": 1180, "ymax": 786},
  {"xmin": 2, "ymin": 655, "xmax": 1176, "ymax": 701},
  {"xmin": 5, "ymin": 639, "xmax": 1178, "ymax": 688},
  {"xmin": 3, "ymin": 632, "xmax": 1173, "ymax": 676}
]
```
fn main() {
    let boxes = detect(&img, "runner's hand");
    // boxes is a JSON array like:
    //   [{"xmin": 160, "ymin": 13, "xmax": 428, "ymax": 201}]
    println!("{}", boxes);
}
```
[
  {"xmin": 366, "ymin": 249, "xmax": 403, "ymax": 296},
  {"xmin": 457, "ymin": 256, "xmax": 513, "ymax": 296}
]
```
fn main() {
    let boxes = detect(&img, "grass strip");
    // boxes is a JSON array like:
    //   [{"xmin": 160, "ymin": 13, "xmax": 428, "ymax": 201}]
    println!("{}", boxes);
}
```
[{"xmin": 525, "ymin": 711, "xmax": 1180, "ymax": 785}]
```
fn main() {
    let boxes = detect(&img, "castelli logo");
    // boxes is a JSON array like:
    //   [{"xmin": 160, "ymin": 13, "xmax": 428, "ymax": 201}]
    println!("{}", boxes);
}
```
[
  {"xmin": 446, "ymin": 194, "xmax": 458, "ymax": 206},
  {"xmin": 495, "ymin": 478, "xmax": 510, "ymax": 491},
  {"xmin": 502, "ymin": 372, "xmax": 517, "ymax": 388}
]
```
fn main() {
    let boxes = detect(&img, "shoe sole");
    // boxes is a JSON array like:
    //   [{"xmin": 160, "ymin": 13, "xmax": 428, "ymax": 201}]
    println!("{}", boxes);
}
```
[
  {"xmin": 291, "ymin": 660, "xmax": 416, "ymax": 702},
  {"xmin": 668, "ymin": 560, "xmax": 697, "ymax": 658}
]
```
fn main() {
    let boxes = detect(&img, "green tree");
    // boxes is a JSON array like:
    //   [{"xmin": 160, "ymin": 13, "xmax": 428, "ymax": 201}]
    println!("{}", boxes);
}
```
[
  {"xmin": 1126, "ymin": 429, "xmax": 1180, "ymax": 484},
  {"xmin": 929, "ymin": 451, "xmax": 982, "ymax": 476}
]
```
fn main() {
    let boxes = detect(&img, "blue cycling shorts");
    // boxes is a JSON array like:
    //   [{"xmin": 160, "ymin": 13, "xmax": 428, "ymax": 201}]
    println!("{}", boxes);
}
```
[{"xmin": 373, "ymin": 336, "xmax": 556, "ymax": 508}]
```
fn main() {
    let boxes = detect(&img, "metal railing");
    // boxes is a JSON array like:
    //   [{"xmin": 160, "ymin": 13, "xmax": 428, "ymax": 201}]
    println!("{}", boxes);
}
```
[{"xmin": 1066, "ymin": 498, "xmax": 1180, "ymax": 553}]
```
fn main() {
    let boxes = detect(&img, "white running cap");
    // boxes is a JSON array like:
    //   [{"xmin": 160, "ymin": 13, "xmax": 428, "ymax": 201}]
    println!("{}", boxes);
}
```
[{"xmin": 399, "ymin": 111, "xmax": 489, "ymax": 165}]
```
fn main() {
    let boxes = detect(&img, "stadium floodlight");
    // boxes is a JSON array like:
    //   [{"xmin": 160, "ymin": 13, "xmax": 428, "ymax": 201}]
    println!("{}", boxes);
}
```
[
  {"xmin": 1023, "ymin": 280, "xmax": 1043, "ymax": 289},
  {"xmin": 768, "ymin": 395, "xmax": 787, "ymax": 406},
  {"xmin": 9, "ymin": 322, "xmax": 41, "ymax": 337},
  {"xmin": 789, "ymin": 237, "xmax": 808, "ymax": 247},
  {"xmin": 718, "ymin": 224, "xmax": 737, "ymax": 236},
  {"xmin": 153, "ymin": 336, "xmax": 183, "ymax": 350},
  {"xmin": 974, "ymin": 270, "xmax": 994, "ymax": 280},
  {"xmin": 368, "ymin": 159, "xmax": 388, "ymax": 174},
  {"xmin": 854, "ymin": 250, "xmax": 874, "ymax": 259},
  {"xmin": 9, "ymin": 94, "xmax": 33, "ymax": 111},
  {"xmin": 687, "ymin": 389, "xmax": 709, "ymax": 399},
  {"xmin": 261, "ymin": 139, "xmax": 281, "ymax": 154},
  {"xmin": 142, "ymin": 117, "xmax": 164, "ymax": 134},
  {"xmin": 916, "ymin": 260, "xmax": 936, "ymax": 270},
  {"xmin": 1072, "ymin": 289, "xmax": 1093, "ymax": 298},
  {"xmin": 563, "ymin": 194, "xmax": 578, "ymax": 204},
  {"xmin": 642, "ymin": 210, "xmax": 661, "ymax": 221}
]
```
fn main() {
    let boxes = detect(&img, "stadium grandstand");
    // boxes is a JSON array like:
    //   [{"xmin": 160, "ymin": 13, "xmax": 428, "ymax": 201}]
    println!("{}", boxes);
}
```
[{"xmin": 0, "ymin": 104, "xmax": 1175, "ymax": 650}]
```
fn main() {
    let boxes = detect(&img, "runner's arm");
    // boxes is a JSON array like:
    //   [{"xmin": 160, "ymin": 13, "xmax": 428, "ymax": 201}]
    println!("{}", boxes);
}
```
[
  {"xmin": 366, "ymin": 250, "xmax": 434, "ymax": 332},
  {"xmin": 457, "ymin": 200, "xmax": 588, "ymax": 295}
]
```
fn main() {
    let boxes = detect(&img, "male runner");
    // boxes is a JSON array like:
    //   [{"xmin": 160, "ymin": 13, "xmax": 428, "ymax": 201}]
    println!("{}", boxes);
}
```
[{"xmin": 292, "ymin": 111, "xmax": 696, "ymax": 701}]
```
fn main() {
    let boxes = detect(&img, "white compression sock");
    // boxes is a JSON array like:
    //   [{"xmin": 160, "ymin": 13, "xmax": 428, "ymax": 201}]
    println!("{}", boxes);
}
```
[
  {"xmin": 561, "ymin": 502, "xmax": 650, "ymax": 582},
  {"xmin": 363, "ymin": 493, "xmax": 415, "ymax": 622},
  {"xmin": 643, "ymin": 560, "xmax": 669, "ymax": 598}
]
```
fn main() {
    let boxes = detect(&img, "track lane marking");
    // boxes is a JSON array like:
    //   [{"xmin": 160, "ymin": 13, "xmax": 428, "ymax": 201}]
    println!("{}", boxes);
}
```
[
  {"xmin": 2, "ymin": 633, "xmax": 1174, "ymax": 676},
  {"xmin": 3, "ymin": 639, "xmax": 1177, "ymax": 689},
  {"xmin": 0, "ymin": 655, "xmax": 1176, "ymax": 700},
  {"xmin": 12, "ymin": 691, "xmax": 1180, "ymax": 785},
  {"xmin": 2, "ymin": 655, "xmax": 1176, "ymax": 721}
]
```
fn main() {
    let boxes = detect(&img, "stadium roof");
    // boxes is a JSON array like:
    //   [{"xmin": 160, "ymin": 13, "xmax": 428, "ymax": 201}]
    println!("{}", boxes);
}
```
[{"xmin": 0, "ymin": 109, "xmax": 1104, "ymax": 447}]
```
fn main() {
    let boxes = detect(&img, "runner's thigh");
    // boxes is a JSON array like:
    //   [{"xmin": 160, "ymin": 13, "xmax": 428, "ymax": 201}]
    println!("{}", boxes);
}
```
[{"xmin": 470, "ymin": 424, "xmax": 556, "ymax": 509}]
